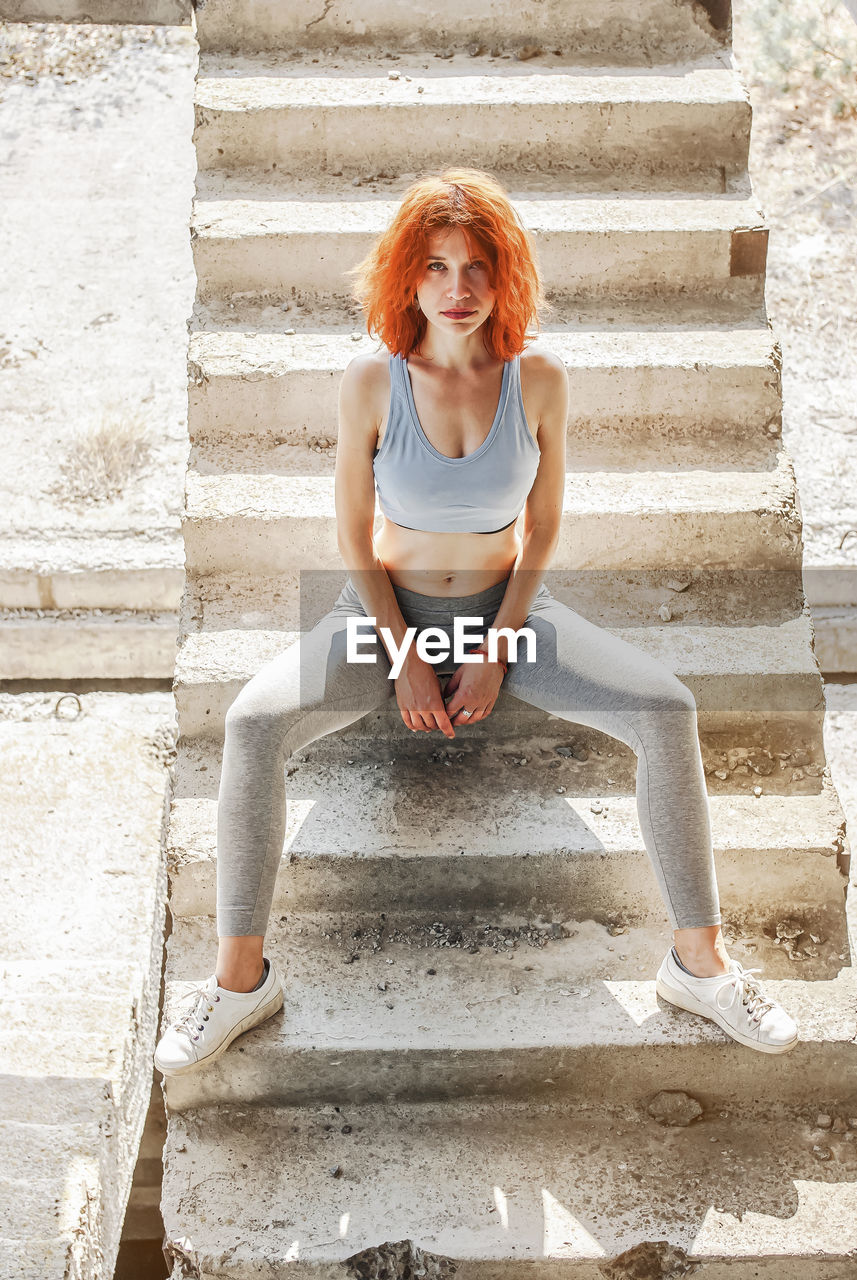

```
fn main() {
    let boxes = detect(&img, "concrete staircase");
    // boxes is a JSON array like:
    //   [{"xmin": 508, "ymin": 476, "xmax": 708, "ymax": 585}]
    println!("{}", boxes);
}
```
[{"xmin": 159, "ymin": 3, "xmax": 857, "ymax": 1273}]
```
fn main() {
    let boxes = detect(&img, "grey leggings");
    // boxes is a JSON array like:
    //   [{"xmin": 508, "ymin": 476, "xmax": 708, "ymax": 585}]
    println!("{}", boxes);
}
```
[{"xmin": 217, "ymin": 575, "xmax": 721, "ymax": 937}]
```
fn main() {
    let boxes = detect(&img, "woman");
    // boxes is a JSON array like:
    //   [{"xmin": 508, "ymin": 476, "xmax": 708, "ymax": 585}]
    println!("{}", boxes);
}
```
[{"xmin": 154, "ymin": 168, "xmax": 797, "ymax": 1077}]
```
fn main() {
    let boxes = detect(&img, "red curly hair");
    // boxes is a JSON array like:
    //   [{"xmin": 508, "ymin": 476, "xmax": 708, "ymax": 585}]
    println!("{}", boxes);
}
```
[{"xmin": 346, "ymin": 168, "xmax": 548, "ymax": 362}]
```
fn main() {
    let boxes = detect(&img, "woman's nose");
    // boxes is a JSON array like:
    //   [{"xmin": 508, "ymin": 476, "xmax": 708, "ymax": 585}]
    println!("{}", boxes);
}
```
[{"xmin": 447, "ymin": 274, "xmax": 471, "ymax": 299}]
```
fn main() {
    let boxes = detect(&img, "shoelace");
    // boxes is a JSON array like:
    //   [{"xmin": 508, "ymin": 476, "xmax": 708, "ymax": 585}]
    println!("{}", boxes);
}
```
[
  {"xmin": 172, "ymin": 982, "xmax": 221, "ymax": 1043},
  {"xmin": 711, "ymin": 964, "xmax": 777, "ymax": 1026}
]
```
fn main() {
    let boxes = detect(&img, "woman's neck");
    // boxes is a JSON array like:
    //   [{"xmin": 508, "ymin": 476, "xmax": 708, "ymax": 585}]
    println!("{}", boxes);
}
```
[{"xmin": 410, "ymin": 331, "xmax": 495, "ymax": 373}]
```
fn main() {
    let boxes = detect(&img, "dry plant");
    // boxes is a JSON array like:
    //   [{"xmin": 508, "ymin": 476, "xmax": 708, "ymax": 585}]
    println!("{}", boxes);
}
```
[
  {"xmin": 49, "ymin": 403, "xmax": 156, "ymax": 505},
  {"xmin": 748, "ymin": 0, "xmax": 857, "ymax": 117}
]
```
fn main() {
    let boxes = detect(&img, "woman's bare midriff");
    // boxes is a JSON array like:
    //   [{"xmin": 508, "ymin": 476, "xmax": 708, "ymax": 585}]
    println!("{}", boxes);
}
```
[{"xmin": 373, "ymin": 515, "xmax": 520, "ymax": 596}]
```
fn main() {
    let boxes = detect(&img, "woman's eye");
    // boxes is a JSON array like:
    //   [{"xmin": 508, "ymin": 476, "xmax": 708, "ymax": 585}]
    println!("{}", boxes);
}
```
[{"xmin": 427, "ymin": 261, "xmax": 486, "ymax": 271}]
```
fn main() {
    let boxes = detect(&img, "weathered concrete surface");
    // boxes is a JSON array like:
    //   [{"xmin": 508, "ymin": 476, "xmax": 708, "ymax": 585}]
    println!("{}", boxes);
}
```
[
  {"xmin": 0, "ymin": 691, "xmax": 175, "ymax": 1279},
  {"xmin": 161, "ymin": 906, "xmax": 857, "ymax": 1113},
  {"xmin": 182, "ymin": 449, "xmax": 803, "ymax": 576},
  {"xmin": 193, "ymin": 52, "xmax": 751, "ymax": 181},
  {"xmin": 807, "ymin": 608, "xmax": 857, "ymax": 675},
  {"xmin": 191, "ymin": 183, "xmax": 767, "ymax": 306},
  {"xmin": 0, "ymin": 23, "xmax": 196, "ymax": 674},
  {"xmin": 0, "ymin": 608, "xmax": 178, "ymax": 678},
  {"xmin": 194, "ymin": 0, "xmax": 729, "ymax": 60},
  {"xmin": 166, "ymin": 737, "xmax": 848, "ymax": 928},
  {"xmin": 161, "ymin": 1095, "xmax": 857, "ymax": 1276},
  {"xmin": 187, "ymin": 323, "xmax": 782, "ymax": 448},
  {"xmin": 732, "ymin": 3, "xmax": 857, "ymax": 670},
  {"xmin": 1, "ymin": 2, "xmax": 190, "ymax": 21},
  {"xmin": 824, "ymin": 684, "xmax": 857, "ymax": 820}
]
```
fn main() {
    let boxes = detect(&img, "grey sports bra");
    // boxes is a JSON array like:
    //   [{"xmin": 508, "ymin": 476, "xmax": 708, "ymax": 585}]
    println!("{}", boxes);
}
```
[{"xmin": 372, "ymin": 351, "xmax": 541, "ymax": 534}]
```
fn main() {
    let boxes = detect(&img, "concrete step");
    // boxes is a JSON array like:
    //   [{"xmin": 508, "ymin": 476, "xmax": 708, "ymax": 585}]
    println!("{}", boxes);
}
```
[
  {"xmin": 160, "ymin": 1093, "xmax": 857, "ymax": 1277},
  {"xmin": 803, "ymin": 563, "xmax": 857, "ymax": 674},
  {"xmin": 167, "ymin": 733, "xmax": 848, "ymax": 927},
  {"xmin": 193, "ymin": 290, "xmax": 771, "ymax": 331},
  {"xmin": 0, "ymin": 1123, "xmax": 105, "ymax": 1280},
  {"xmin": 194, "ymin": 52, "xmax": 751, "ymax": 181},
  {"xmin": 0, "ymin": 532, "xmax": 184, "ymax": 611},
  {"xmin": 0, "ymin": 1075, "xmax": 119, "ymax": 1279},
  {"xmin": 6, "ymin": 0, "xmax": 191, "ymax": 22},
  {"xmin": 187, "ymin": 324, "xmax": 781, "ymax": 448},
  {"xmin": 0, "ymin": 694, "xmax": 175, "ymax": 1280},
  {"xmin": 172, "ymin": 571, "xmax": 825, "ymax": 741},
  {"xmin": 808, "ymin": 606, "xmax": 857, "ymax": 676},
  {"xmin": 195, "ymin": 0, "xmax": 730, "ymax": 61},
  {"xmin": 160, "ymin": 901, "xmax": 857, "ymax": 1112},
  {"xmin": 0, "ymin": 609, "xmax": 178, "ymax": 680},
  {"xmin": 181, "ymin": 446, "xmax": 803, "ymax": 576},
  {"xmin": 191, "ymin": 178, "xmax": 766, "ymax": 306}
]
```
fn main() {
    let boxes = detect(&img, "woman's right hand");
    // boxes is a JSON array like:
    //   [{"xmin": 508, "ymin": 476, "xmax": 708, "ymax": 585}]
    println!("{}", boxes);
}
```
[{"xmin": 394, "ymin": 650, "xmax": 456, "ymax": 738}]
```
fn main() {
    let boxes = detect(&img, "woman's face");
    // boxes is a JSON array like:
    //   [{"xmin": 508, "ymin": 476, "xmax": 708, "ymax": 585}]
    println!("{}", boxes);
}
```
[{"xmin": 414, "ymin": 226, "xmax": 496, "ymax": 333}]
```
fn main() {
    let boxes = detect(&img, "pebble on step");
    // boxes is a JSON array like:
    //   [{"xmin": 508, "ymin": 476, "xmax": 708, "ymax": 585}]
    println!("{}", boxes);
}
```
[{"xmin": 646, "ymin": 1090, "xmax": 703, "ymax": 1127}]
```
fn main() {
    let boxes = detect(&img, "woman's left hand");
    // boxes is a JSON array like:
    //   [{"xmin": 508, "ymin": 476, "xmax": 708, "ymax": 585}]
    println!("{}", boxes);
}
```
[{"xmin": 442, "ymin": 652, "xmax": 506, "ymax": 727}]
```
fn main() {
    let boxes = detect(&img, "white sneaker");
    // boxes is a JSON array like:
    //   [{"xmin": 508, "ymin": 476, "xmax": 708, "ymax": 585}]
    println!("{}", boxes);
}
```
[
  {"xmin": 154, "ymin": 957, "xmax": 284, "ymax": 1077},
  {"xmin": 655, "ymin": 947, "xmax": 799, "ymax": 1054}
]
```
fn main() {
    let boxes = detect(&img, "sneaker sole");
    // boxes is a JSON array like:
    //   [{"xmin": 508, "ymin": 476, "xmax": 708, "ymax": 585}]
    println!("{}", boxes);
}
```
[
  {"xmin": 655, "ymin": 973, "xmax": 798, "ymax": 1054},
  {"xmin": 154, "ymin": 986, "xmax": 284, "ymax": 1078}
]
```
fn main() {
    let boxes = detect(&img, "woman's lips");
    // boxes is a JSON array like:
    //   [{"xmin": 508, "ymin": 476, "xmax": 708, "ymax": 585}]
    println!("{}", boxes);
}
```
[{"xmin": 442, "ymin": 309, "xmax": 476, "ymax": 317}]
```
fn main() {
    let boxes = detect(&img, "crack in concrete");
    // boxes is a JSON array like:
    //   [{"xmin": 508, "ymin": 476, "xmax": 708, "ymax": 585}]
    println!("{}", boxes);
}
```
[{"xmin": 305, "ymin": 1, "xmax": 336, "ymax": 33}]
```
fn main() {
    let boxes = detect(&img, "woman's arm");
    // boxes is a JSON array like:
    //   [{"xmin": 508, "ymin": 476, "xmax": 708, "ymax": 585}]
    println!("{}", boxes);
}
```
[{"xmin": 335, "ymin": 355, "xmax": 456, "ymax": 737}]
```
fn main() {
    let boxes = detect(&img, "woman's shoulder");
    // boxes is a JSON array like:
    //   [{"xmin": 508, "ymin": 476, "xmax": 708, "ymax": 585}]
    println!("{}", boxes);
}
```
[
  {"xmin": 518, "ymin": 341, "xmax": 567, "ymax": 402},
  {"xmin": 340, "ymin": 347, "xmax": 393, "ymax": 404},
  {"xmin": 517, "ymin": 342, "xmax": 568, "ymax": 442},
  {"xmin": 342, "ymin": 346, "xmax": 392, "ymax": 382},
  {"xmin": 519, "ymin": 340, "xmax": 566, "ymax": 378},
  {"xmin": 339, "ymin": 348, "xmax": 395, "ymax": 442}
]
